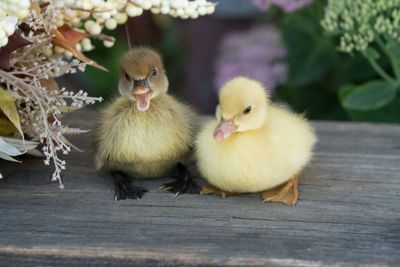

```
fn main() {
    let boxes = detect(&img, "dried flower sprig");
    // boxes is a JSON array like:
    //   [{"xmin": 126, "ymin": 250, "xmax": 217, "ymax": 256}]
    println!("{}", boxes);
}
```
[
  {"xmin": 0, "ymin": 0, "xmax": 216, "ymax": 187},
  {"xmin": 0, "ymin": 2, "xmax": 102, "ymax": 188}
]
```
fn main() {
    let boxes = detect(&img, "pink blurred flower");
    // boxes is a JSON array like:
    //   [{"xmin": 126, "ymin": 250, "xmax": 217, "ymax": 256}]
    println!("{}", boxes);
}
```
[
  {"xmin": 251, "ymin": 0, "xmax": 313, "ymax": 13},
  {"xmin": 214, "ymin": 24, "xmax": 287, "ymax": 94}
]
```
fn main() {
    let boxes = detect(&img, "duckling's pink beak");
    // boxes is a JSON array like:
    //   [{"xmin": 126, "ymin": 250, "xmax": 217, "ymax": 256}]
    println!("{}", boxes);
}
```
[
  {"xmin": 213, "ymin": 118, "xmax": 238, "ymax": 141},
  {"xmin": 132, "ymin": 77, "xmax": 152, "ymax": 113}
]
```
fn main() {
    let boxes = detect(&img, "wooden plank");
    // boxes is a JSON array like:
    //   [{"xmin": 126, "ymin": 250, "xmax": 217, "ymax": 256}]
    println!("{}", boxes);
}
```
[{"xmin": 0, "ymin": 108, "xmax": 399, "ymax": 266}]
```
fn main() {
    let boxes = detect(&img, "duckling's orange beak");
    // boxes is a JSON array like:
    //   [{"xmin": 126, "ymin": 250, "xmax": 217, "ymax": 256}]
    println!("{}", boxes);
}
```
[
  {"xmin": 213, "ymin": 118, "xmax": 238, "ymax": 141},
  {"xmin": 132, "ymin": 79, "xmax": 151, "ymax": 112}
]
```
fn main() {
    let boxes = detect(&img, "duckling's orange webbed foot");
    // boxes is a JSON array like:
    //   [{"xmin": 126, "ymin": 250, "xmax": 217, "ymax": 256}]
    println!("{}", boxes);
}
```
[
  {"xmin": 160, "ymin": 163, "xmax": 201, "ymax": 196},
  {"xmin": 261, "ymin": 174, "xmax": 298, "ymax": 206},
  {"xmin": 201, "ymin": 185, "xmax": 236, "ymax": 199}
]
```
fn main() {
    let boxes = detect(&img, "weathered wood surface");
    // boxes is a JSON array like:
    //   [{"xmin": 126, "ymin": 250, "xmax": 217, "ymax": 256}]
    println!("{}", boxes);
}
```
[{"xmin": 0, "ymin": 109, "xmax": 399, "ymax": 266}]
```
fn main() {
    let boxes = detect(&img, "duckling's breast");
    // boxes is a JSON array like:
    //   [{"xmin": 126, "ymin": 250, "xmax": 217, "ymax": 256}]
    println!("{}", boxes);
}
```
[
  {"xmin": 96, "ymin": 95, "xmax": 194, "ymax": 178},
  {"xmin": 195, "ymin": 117, "xmax": 315, "ymax": 193}
]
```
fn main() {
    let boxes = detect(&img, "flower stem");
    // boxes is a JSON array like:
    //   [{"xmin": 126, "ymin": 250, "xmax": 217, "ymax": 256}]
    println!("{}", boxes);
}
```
[
  {"xmin": 375, "ymin": 34, "xmax": 400, "ymax": 79},
  {"xmin": 365, "ymin": 55, "xmax": 397, "ymax": 86}
]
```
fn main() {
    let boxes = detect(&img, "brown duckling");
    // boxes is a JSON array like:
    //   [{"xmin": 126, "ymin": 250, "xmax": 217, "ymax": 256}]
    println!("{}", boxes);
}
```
[{"xmin": 92, "ymin": 47, "xmax": 200, "ymax": 200}]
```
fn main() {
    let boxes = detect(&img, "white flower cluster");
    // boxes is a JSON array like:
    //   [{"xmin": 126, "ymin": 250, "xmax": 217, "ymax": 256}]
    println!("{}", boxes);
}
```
[
  {"xmin": 0, "ymin": 0, "xmax": 31, "ymax": 47},
  {"xmin": 321, "ymin": 0, "xmax": 400, "ymax": 53},
  {"xmin": 146, "ymin": 0, "xmax": 216, "ymax": 19},
  {"xmin": 49, "ymin": 0, "xmax": 215, "ymax": 52},
  {"xmin": 1, "ymin": 0, "xmax": 216, "ymax": 53}
]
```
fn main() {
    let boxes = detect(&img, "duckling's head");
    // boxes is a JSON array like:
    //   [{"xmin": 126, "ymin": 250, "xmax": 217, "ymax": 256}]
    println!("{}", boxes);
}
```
[
  {"xmin": 119, "ymin": 47, "xmax": 168, "ymax": 111},
  {"xmin": 214, "ymin": 77, "xmax": 268, "ymax": 141}
]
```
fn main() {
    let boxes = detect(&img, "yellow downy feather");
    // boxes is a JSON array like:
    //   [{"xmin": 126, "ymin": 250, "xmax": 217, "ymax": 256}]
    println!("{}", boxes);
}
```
[
  {"xmin": 195, "ymin": 77, "xmax": 317, "ymax": 193},
  {"xmin": 93, "ymin": 94, "xmax": 196, "ymax": 179}
]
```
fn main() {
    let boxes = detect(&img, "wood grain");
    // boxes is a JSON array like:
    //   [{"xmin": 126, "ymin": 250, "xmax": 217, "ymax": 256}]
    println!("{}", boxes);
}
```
[{"xmin": 0, "ymin": 108, "xmax": 399, "ymax": 266}]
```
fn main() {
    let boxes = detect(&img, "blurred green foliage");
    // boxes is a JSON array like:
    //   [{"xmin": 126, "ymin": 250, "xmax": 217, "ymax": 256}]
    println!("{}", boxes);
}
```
[
  {"xmin": 275, "ymin": 0, "xmax": 400, "ymax": 122},
  {"xmin": 157, "ymin": 18, "xmax": 187, "ymax": 98},
  {"xmin": 83, "ymin": 1, "xmax": 400, "ymax": 123},
  {"xmin": 84, "ymin": 34, "xmax": 129, "ymax": 100}
]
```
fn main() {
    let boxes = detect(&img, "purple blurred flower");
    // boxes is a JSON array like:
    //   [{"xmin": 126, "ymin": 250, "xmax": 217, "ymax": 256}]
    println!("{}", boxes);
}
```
[
  {"xmin": 214, "ymin": 24, "xmax": 287, "ymax": 94},
  {"xmin": 251, "ymin": 0, "xmax": 313, "ymax": 13}
]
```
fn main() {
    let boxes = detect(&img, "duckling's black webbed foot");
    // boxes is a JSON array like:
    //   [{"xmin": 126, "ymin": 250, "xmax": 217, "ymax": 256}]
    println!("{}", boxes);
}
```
[
  {"xmin": 160, "ymin": 163, "xmax": 201, "ymax": 196},
  {"xmin": 111, "ymin": 171, "xmax": 148, "ymax": 201}
]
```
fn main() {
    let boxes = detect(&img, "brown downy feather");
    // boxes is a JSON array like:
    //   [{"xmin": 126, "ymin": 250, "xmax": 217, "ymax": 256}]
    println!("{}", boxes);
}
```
[{"xmin": 92, "ymin": 47, "xmax": 197, "ymax": 178}]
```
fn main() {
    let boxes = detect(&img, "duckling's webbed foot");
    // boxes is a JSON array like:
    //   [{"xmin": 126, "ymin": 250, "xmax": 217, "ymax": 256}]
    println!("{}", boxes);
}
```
[
  {"xmin": 160, "ymin": 163, "xmax": 201, "ymax": 196},
  {"xmin": 261, "ymin": 174, "xmax": 298, "ymax": 206},
  {"xmin": 111, "ymin": 171, "xmax": 148, "ymax": 201},
  {"xmin": 201, "ymin": 184, "xmax": 236, "ymax": 199}
]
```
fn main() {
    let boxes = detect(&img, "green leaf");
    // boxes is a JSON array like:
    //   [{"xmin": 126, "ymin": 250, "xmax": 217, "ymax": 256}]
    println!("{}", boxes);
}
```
[
  {"xmin": 83, "ymin": 37, "xmax": 129, "ymax": 100},
  {"xmin": 288, "ymin": 40, "xmax": 332, "ymax": 86},
  {"xmin": 363, "ymin": 47, "xmax": 380, "ymax": 60},
  {"xmin": 344, "ymin": 98, "xmax": 400, "ymax": 123},
  {"xmin": 0, "ymin": 151, "xmax": 21, "ymax": 163},
  {"xmin": 386, "ymin": 41, "xmax": 400, "ymax": 77},
  {"xmin": 0, "ymin": 118, "xmax": 16, "ymax": 135},
  {"xmin": 60, "ymin": 136, "xmax": 83, "ymax": 152},
  {"xmin": 339, "ymin": 80, "xmax": 397, "ymax": 111},
  {"xmin": 1, "ymin": 136, "xmax": 38, "ymax": 151},
  {"xmin": 334, "ymin": 53, "xmax": 376, "ymax": 82},
  {"xmin": 0, "ymin": 86, "xmax": 23, "ymax": 138},
  {"xmin": 282, "ymin": 13, "xmax": 332, "ymax": 86},
  {"xmin": 0, "ymin": 136, "xmax": 24, "ymax": 156},
  {"xmin": 56, "ymin": 106, "xmax": 77, "ymax": 113},
  {"xmin": 0, "ymin": 86, "xmax": 14, "ymax": 105}
]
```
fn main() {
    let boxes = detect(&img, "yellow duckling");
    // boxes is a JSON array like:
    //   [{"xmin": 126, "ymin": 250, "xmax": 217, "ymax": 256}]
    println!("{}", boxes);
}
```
[
  {"xmin": 92, "ymin": 47, "xmax": 199, "ymax": 200},
  {"xmin": 195, "ymin": 77, "xmax": 317, "ymax": 205}
]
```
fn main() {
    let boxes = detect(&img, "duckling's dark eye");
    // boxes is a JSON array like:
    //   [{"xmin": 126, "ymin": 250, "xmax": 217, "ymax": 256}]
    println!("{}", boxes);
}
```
[
  {"xmin": 243, "ymin": 106, "xmax": 251, "ymax": 114},
  {"xmin": 151, "ymin": 67, "xmax": 157, "ymax": 77},
  {"xmin": 125, "ymin": 72, "xmax": 131, "ymax": 81}
]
